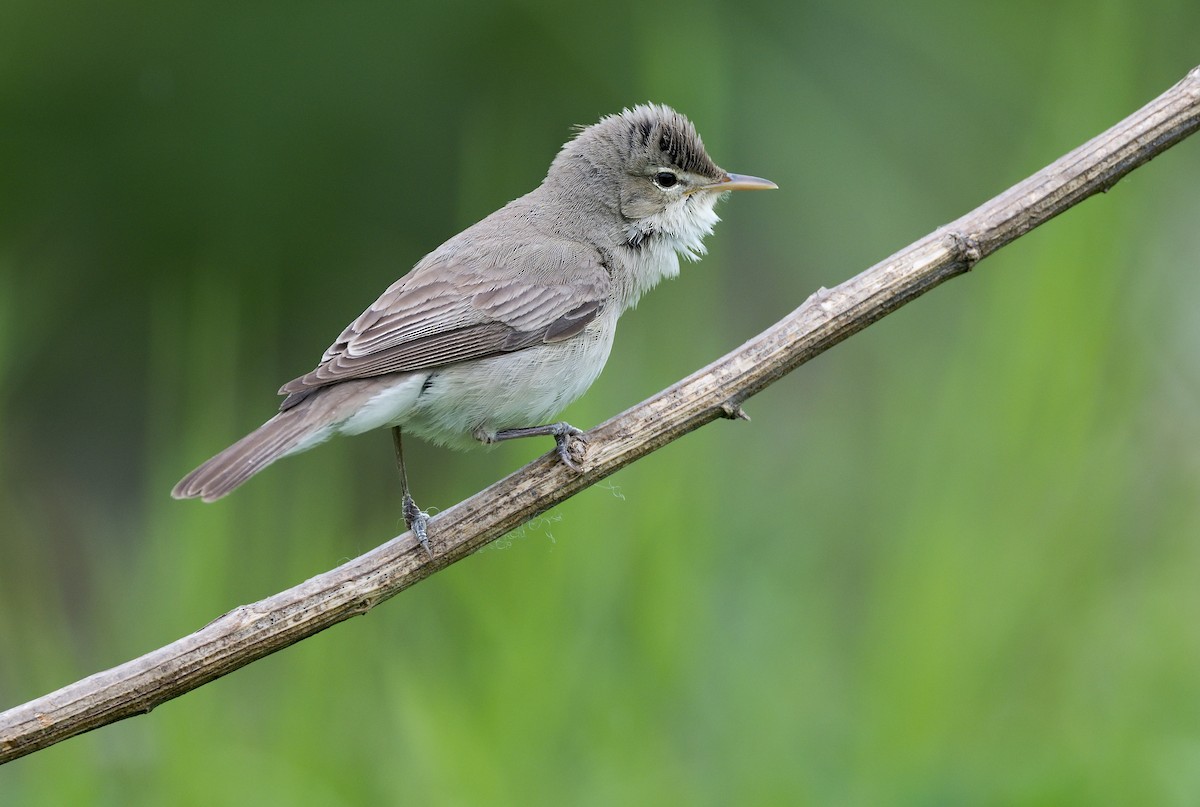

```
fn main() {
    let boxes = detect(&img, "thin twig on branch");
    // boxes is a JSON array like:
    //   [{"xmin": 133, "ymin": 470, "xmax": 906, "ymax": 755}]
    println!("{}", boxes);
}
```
[{"xmin": 3, "ymin": 66, "xmax": 1199, "ymax": 765}]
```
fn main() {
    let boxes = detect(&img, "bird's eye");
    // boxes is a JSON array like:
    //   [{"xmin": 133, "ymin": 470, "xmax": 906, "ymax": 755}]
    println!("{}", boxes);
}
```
[{"xmin": 653, "ymin": 171, "xmax": 678, "ymax": 189}]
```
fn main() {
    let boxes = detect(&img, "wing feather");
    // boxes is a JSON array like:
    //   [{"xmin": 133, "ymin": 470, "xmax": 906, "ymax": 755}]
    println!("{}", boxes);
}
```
[{"xmin": 277, "ymin": 246, "xmax": 610, "ymax": 405}]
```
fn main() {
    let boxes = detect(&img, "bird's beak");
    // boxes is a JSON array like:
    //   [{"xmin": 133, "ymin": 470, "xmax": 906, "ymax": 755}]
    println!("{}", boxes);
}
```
[{"xmin": 692, "ymin": 173, "xmax": 778, "ymax": 194}]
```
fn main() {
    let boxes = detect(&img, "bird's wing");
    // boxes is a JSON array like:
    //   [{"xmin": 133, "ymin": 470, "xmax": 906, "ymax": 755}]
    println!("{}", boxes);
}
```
[{"xmin": 277, "ymin": 244, "xmax": 610, "ymax": 408}]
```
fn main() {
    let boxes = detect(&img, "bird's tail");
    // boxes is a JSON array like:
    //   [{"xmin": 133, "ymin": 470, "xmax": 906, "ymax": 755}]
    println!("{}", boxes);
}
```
[{"xmin": 171, "ymin": 405, "xmax": 330, "ymax": 502}]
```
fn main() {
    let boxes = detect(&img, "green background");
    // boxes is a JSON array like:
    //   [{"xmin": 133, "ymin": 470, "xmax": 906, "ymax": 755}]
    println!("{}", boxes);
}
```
[{"xmin": 3, "ymin": 0, "xmax": 1200, "ymax": 804}]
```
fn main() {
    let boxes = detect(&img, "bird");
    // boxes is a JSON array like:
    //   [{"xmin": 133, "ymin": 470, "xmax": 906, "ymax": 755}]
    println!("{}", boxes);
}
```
[{"xmin": 172, "ymin": 103, "xmax": 776, "ymax": 553}]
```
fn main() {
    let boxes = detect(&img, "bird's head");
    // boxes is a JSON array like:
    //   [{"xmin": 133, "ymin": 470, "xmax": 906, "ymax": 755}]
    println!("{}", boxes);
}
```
[{"xmin": 548, "ymin": 104, "xmax": 776, "ymax": 259}]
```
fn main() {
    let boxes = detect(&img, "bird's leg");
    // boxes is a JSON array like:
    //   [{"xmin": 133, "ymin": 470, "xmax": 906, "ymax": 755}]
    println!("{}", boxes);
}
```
[
  {"xmin": 477, "ymin": 422, "xmax": 588, "ymax": 472},
  {"xmin": 391, "ymin": 426, "xmax": 432, "ymax": 557}
]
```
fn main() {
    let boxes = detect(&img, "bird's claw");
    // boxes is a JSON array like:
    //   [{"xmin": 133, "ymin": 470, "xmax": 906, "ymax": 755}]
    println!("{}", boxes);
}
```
[
  {"xmin": 403, "ymin": 493, "xmax": 432, "ymax": 557},
  {"xmin": 551, "ymin": 423, "xmax": 588, "ymax": 472}
]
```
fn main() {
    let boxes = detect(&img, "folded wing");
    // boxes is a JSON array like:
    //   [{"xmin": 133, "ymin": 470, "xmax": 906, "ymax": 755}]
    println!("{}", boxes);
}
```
[{"xmin": 277, "ymin": 246, "xmax": 610, "ymax": 410}]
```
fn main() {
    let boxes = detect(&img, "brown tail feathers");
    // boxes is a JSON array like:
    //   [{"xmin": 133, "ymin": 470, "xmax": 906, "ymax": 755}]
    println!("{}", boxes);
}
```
[{"xmin": 171, "ymin": 407, "xmax": 327, "ymax": 502}]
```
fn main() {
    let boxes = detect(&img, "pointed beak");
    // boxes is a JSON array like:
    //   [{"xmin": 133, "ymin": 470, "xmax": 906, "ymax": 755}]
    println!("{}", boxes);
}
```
[{"xmin": 691, "ymin": 172, "xmax": 778, "ymax": 194}]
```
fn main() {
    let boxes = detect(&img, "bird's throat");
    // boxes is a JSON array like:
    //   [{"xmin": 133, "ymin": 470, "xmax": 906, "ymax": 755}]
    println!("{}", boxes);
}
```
[
  {"xmin": 623, "ymin": 192, "xmax": 723, "ymax": 262},
  {"xmin": 617, "ymin": 193, "xmax": 725, "ymax": 309}
]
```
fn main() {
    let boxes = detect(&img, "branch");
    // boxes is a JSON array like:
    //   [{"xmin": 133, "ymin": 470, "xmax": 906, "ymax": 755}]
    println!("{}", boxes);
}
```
[{"xmin": 4, "ymin": 66, "xmax": 1199, "ymax": 765}]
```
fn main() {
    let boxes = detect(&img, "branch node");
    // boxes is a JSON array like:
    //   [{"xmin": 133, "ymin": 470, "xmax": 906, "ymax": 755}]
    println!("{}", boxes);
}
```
[
  {"xmin": 946, "ymin": 231, "xmax": 983, "ymax": 270},
  {"xmin": 720, "ymin": 400, "xmax": 751, "ymax": 422},
  {"xmin": 803, "ymin": 286, "xmax": 835, "ymax": 311},
  {"xmin": 350, "ymin": 597, "xmax": 377, "ymax": 616},
  {"xmin": 564, "ymin": 432, "xmax": 589, "ymax": 471}
]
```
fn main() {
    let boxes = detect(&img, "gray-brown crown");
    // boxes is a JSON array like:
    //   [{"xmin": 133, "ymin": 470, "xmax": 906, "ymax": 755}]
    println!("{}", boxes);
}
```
[
  {"xmin": 553, "ymin": 104, "xmax": 724, "ymax": 182},
  {"xmin": 616, "ymin": 104, "xmax": 723, "ymax": 178}
]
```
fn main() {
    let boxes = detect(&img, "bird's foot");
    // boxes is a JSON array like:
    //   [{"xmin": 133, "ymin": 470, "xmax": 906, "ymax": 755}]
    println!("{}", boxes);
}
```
[
  {"xmin": 549, "ymin": 423, "xmax": 587, "ymax": 472},
  {"xmin": 403, "ymin": 492, "xmax": 432, "ymax": 558},
  {"xmin": 480, "ymin": 421, "xmax": 589, "ymax": 472}
]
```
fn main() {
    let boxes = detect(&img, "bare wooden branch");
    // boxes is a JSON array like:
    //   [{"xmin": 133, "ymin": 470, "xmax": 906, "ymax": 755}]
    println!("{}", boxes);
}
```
[{"xmin": 3, "ymin": 66, "xmax": 1199, "ymax": 765}]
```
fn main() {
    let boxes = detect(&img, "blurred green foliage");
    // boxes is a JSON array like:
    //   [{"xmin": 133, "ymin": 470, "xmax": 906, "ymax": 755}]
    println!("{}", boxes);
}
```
[{"xmin": 2, "ymin": 0, "xmax": 1200, "ymax": 803}]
